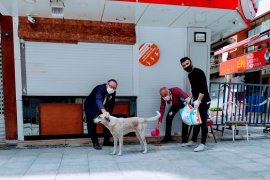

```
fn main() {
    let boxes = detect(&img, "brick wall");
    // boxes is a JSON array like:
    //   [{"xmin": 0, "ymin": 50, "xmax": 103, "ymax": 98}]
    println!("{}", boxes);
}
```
[{"xmin": 18, "ymin": 17, "xmax": 136, "ymax": 44}]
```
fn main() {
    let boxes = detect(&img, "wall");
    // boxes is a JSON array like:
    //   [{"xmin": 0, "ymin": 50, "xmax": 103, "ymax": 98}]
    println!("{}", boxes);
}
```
[
  {"xmin": 0, "ymin": 15, "xmax": 18, "ymax": 140},
  {"xmin": 14, "ymin": 24, "xmax": 211, "ymax": 138},
  {"xmin": 134, "ymin": 26, "xmax": 188, "ymax": 135}
]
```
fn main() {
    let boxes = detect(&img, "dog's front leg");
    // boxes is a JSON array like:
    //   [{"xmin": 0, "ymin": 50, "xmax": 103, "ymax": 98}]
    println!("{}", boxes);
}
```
[
  {"xmin": 111, "ymin": 136, "xmax": 117, "ymax": 155},
  {"xmin": 117, "ymin": 136, "xmax": 123, "ymax": 156}
]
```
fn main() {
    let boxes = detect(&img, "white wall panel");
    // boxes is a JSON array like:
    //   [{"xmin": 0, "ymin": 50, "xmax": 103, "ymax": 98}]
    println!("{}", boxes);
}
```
[
  {"xmin": 135, "ymin": 26, "xmax": 188, "ymax": 135},
  {"xmin": 25, "ymin": 42, "xmax": 133, "ymax": 96}
]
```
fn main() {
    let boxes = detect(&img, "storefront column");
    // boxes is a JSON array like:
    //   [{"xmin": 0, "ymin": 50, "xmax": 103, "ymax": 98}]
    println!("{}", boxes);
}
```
[
  {"xmin": 186, "ymin": 27, "xmax": 211, "ymax": 93},
  {"xmin": 13, "ymin": 17, "xmax": 24, "ymax": 141},
  {"xmin": 1, "ymin": 15, "xmax": 18, "ymax": 140}
]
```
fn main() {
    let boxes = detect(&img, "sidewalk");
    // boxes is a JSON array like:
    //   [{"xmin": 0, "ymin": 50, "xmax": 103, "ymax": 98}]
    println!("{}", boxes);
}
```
[{"xmin": 1, "ymin": 139, "xmax": 270, "ymax": 180}]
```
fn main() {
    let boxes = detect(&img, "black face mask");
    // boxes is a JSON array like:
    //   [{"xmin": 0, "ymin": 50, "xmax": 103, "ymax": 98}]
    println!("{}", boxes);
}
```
[{"xmin": 184, "ymin": 64, "xmax": 193, "ymax": 73}]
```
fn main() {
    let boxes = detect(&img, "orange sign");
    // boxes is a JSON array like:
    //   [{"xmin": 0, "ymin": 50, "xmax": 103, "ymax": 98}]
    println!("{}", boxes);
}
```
[
  {"xmin": 139, "ymin": 43, "xmax": 160, "ymax": 66},
  {"xmin": 220, "ymin": 48, "xmax": 270, "ymax": 76}
]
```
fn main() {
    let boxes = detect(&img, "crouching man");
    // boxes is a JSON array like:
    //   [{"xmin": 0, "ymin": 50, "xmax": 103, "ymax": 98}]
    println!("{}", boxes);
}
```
[{"xmin": 158, "ymin": 87, "xmax": 189, "ymax": 143}]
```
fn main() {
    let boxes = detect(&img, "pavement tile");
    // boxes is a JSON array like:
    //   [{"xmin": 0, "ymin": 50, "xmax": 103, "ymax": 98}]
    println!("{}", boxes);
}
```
[
  {"xmin": 21, "ymin": 170, "xmax": 57, "ymax": 180},
  {"xmin": 28, "ymin": 163, "xmax": 60, "ymax": 172},
  {"xmin": 235, "ymin": 162, "xmax": 270, "ymax": 172},
  {"xmin": 56, "ymin": 173, "xmax": 90, "ymax": 180},
  {"xmin": 3, "ymin": 161, "xmax": 33, "ymax": 169},
  {"xmin": 58, "ymin": 165, "xmax": 89, "ymax": 174}
]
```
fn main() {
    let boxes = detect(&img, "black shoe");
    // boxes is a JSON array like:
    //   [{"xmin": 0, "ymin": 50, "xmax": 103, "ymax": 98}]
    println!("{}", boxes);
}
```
[
  {"xmin": 93, "ymin": 143, "xmax": 102, "ymax": 150},
  {"xmin": 103, "ymin": 141, "xmax": 114, "ymax": 146},
  {"xmin": 160, "ymin": 137, "xmax": 173, "ymax": 143}
]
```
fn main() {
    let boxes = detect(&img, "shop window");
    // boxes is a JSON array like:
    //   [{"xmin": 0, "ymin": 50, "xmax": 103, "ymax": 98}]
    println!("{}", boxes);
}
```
[
  {"xmin": 248, "ymin": 29, "xmax": 255, "ymax": 38},
  {"xmin": 261, "ymin": 19, "xmax": 270, "ymax": 32}
]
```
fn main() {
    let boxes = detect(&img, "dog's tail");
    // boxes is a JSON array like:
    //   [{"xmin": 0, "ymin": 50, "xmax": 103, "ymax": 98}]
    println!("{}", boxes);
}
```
[{"xmin": 145, "ymin": 111, "xmax": 161, "ymax": 121}]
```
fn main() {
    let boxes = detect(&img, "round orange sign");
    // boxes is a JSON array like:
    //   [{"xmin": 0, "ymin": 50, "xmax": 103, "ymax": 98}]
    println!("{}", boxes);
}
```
[{"xmin": 139, "ymin": 43, "xmax": 160, "ymax": 66}]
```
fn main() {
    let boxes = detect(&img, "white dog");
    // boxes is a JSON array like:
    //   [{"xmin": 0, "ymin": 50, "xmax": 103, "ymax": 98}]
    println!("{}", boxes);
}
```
[{"xmin": 94, "ymin": 111, "xmax": 160, "ymax": 156}]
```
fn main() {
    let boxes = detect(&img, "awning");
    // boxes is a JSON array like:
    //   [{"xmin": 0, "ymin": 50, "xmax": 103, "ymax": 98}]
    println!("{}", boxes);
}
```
[
  {"xmin": 0, "ymin": 0, "xmax": 252, "ymax": 43},
  {"xmin": 211, "ymin": 38, "xmax": 236, "ymax": 51},
  {"xmin": 214, "ymin": 30, "xmax": 270, "ymax": 56}
]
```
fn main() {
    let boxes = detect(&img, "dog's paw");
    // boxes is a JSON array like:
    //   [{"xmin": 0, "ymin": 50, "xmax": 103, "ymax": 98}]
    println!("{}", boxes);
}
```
[
  {"xmin": 117, "ymin": 153, "xmax": 122, "ymax": 156},
  {"xmin": 111, "ymin": 152, "xmax": 116, "ymax": 155},
  {"xmin": 142, "ymin": 150, "xmax": 147, "ymax": 154}
]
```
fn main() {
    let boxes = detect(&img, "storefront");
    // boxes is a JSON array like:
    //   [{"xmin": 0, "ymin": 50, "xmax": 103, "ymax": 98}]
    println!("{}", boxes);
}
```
[
  {"xmin": 215, "ymin": 0, "xmax": 270, "ymax": 84},
  {"xmin": 0, "ymin": 0, "xmax": 254, "ymax": 141}
]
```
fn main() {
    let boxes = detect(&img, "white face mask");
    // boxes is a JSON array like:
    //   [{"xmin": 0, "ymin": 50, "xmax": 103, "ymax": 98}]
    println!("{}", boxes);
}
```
[
  {"xmin": 107, "ymin": 87, "xmax": 115, "ymax": 94},
  {"xmin": 162, "ymin": 95, "xmax": 170, "ymax": 101}
]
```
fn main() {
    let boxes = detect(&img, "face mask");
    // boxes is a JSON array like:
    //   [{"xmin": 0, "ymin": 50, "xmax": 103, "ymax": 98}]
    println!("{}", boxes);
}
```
[
  {"xmin": 184, "ymin": 64, "xmax": 193, "ymax": 73},
  {"xmin": 162, "ymin": 95, "xmax": 170, "ymax": 101},
  {"xmin": 107, "ymin": 87, "xmax": 115, "ymax": 94}
]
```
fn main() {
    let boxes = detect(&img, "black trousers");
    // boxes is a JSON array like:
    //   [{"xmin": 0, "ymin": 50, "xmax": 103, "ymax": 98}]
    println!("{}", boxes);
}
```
[
  {"xmin": 182, "ymin": 103, "xmax": 210, "ymax": 144},
  {"xmin": 164, "ymin": 105, "xmax": 185, "ymax": 139},
  {"xmin": 85, "ymin": 113, "xmax": 111, "ymax": 144}
]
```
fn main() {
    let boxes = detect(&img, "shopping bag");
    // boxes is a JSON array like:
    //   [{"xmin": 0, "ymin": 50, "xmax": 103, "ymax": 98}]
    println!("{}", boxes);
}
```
[{"xmin": 179, "ymin": 104, "xmax": 202, "ymax": 125}]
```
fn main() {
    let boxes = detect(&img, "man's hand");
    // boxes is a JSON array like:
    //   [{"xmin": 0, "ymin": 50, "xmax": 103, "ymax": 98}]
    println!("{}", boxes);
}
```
[
  {"xmin": 193, "ymin": 100, "xmax": 201, "ymax": 109},
  {"xmin": 185, "ymin": 97, "xmax": 192, "ymax": 104},
  {"xmin": 101, "ymin": 109, "xmax": 110, "ymax": 119},
  {"xmin": 156, "ymin": 121, "xmax": 162, "ymax": 129},
  {"xmin": 101, "ymin": 109, "xmax": 108, "ymax": 114}
]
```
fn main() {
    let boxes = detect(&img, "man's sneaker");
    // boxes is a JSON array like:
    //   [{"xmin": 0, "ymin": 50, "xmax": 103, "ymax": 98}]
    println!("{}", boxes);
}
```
[
  {"xmin": 93, "ymin": 143, "xmax": 102, "ymax": 150},
  {"xmin": 181, "ymin": 141, "xmax": 196, "ymax": 147},
  {"xmin": 194, "ymin": 143, "xmax": 206, "ymax": 152}
]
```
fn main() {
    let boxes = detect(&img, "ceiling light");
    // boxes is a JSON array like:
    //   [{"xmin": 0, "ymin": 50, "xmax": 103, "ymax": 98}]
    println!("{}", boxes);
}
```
[
  {"xmin": 116, "ymin": 17, "xmax": 126, "ymax": 21},
  {"xmin": 50, "ymin": 0, "xmax": 65, "ymax": 18},
  {"xmin": 24, "ymin": 0, "xmax": 36, "ymax": 4}
]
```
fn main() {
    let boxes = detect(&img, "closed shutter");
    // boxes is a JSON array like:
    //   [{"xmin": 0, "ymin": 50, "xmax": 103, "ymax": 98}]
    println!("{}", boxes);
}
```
[
  {"xmin": 0, "ymin": 43, "xmax": 5, "ymax": 141},
  {"xmin": 24, "ymin": 42, "xmax": 134, "ymax": 96}
]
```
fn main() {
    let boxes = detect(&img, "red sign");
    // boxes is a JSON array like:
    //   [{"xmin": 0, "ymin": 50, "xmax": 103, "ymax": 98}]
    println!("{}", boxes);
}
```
[
  {"xmin": 220, "ymin": 48, "xmax": 270, "ymax": 76},
  {"xmin": 113, "ymin": 0, "xmax": 238, "ymax": 10},
  {"xmin": 139, "ymin": 43, "xmax": 160, "ymax": 66}
]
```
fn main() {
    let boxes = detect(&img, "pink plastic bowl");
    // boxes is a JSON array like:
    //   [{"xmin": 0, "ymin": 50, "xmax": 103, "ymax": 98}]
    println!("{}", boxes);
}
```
[{"xmin": 151, "ymin": 129, "xmax": 160, "ymax": 137}]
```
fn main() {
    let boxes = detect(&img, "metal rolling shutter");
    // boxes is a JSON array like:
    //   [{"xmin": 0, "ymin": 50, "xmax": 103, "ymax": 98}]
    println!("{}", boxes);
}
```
[
  {"xmin": 24, "ymin": 42, "xmax": 134, "ymax": 96},
  {"xmin": 0, "ymin": 43, "xmax": 5, "ymax": 141}
]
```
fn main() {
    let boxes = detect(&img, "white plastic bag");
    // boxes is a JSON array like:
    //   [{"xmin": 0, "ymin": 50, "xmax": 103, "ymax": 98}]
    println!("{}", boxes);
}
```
[{"xmin": 179, "ymin": 104, "xmax": 202, "ymax": 125}]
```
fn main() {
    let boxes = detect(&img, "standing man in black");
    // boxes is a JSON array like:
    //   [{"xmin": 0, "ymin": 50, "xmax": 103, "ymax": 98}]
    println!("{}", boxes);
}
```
[
  {"xmin": 180, "ymin": 57, "xmax": 211, "ymax": 152},
  {"xmin": 84, "ymin": 79, "xmax": 117, "ymax": 150}
]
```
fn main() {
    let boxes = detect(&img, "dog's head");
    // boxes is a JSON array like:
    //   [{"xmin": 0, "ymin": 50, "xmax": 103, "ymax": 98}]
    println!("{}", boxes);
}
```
[{"xmin": 93, "ymin": 113, "xmax": 110, "ymax": 124}]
